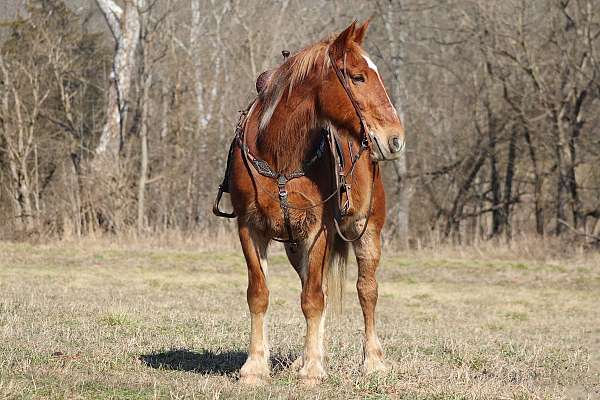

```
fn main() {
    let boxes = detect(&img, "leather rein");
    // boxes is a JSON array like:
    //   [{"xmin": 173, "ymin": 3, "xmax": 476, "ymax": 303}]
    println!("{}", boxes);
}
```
[{"xmin": 213, "ymin": 47, "xmax": 378, "ymax": 246}]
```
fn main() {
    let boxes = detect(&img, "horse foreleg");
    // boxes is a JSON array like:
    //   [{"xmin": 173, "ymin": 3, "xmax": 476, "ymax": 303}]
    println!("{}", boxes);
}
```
[
  {"xmin": 353, "ymin": 224, "xmax": 387, "ymax": 374},
  {"xmin": 286, "ymin": 228, "xmax": 330, "ymax": 384},
  {"xmin": 238, "ymin": 224, "xmax": 270, "ymax": 384}
]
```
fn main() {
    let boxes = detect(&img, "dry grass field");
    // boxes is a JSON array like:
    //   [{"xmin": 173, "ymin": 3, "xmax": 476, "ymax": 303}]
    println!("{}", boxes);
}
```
[{"xmin": 0, "ymin": 239, "xmax": 599, "ymax": 399}]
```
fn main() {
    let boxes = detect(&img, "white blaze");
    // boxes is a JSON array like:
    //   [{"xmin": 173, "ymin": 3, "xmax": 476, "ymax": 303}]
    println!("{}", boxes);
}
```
[
  {"xmin": 362, "ymin": 54, "xmax": 399, "ymax": 118},
  {"xmin": 364, "ymin": 54, "xmax": 379, "ymax": 73}
]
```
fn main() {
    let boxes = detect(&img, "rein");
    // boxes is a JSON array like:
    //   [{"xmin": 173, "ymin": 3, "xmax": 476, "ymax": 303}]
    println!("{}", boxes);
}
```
[{"xmin": 213, "ymin": 47, "xmax": 379, "ymax": 245}]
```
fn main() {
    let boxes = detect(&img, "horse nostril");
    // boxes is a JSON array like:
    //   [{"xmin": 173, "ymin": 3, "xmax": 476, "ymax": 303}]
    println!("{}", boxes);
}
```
[{"xmin": 389, "ymin": 136, "xmax": 404, "ymax": 153}]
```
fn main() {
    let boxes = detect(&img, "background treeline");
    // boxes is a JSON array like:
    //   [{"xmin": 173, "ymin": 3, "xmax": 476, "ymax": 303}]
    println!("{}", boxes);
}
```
[{"xmin": 0, "ymin": 0, "xmax": 599, "ymax": 247}]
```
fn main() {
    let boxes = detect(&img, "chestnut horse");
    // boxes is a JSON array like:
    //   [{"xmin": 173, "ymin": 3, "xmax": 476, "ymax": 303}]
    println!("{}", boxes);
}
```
[{"xmin": 225, "ymin": 20, "xmax": 405, "ymax": 384}]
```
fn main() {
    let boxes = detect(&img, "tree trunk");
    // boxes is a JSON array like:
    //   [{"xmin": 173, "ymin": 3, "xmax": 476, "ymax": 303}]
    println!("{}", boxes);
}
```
[
  {"xmin": 554, "ymin": 138, "xmax": 566, "ymax": 236},
  {"xmin": 503, "ymin": 126, "xmax": 518, "ymax": 240},
  {"xmin": 488, "ymin": 118, "xmax": 502, "ymax": 237},
  {"xmin": 137, "ymin": 73, "xmax": 152, "ymax": 232},
  {"xmin": 384, "ymin": 0, "xmax": 412, "ymax": 248},
  {"xmin": 91, "ymin": 0, "xmax": 143, "ymax": 232},
  {"xmin": 445, "ymin": 150, "xmax": 487, "ymax": 239},
  {"xmin": 0, "ymin": 55, "xmax": 40, "ymax": 232},
  {"xmin": 507, "ymin": 93, "xmax": 544, "ymax": 237},
  {"xmin": 94, "ymin": 0, "xmax": 142, "ymax": 158}
]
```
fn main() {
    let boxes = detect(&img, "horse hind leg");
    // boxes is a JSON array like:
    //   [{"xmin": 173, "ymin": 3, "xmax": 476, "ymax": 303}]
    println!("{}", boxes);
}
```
[
  {"xmin": 285, "ymin": 228, "xmax": 331, "ymax": 384},
  {"xmin": 353, "ymin": 224, "xmax": 387, "ymax": 374},
  {"xmin": 238, "ymin": 223, "xmax": 270, "ymax": 384}
]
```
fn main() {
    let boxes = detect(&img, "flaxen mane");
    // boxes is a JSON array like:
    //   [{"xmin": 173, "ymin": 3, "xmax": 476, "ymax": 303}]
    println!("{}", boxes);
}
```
[{"xmin": 258, "ymin": 38, "xmax": 333, "ymax": 133}]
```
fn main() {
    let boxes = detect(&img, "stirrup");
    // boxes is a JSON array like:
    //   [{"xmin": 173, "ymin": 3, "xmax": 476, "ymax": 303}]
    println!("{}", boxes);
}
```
[{"xmin": 212, "ymin": 185, "xmax": 236, "ymax": 218}]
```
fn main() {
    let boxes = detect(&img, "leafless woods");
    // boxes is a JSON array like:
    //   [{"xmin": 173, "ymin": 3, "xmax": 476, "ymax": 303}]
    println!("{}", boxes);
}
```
[{"xmin": 0, "ymin": 0, "xmax": 599, "ymax": 247}]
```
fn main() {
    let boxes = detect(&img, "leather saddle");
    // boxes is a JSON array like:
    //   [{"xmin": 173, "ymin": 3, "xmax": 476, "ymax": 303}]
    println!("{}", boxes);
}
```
[{"xmin": 256, "ymin": 69, "xmax": 274, "ymax": 94}]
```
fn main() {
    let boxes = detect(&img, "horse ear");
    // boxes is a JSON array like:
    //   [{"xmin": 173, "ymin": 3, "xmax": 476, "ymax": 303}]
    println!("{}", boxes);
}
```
[
  {"xmin": 353, "ymin": 18, "xmax": 371, "ymax": 46},
  {"xmin": 331, "ymin": 20, "xmax": 357, "ymax": 57}
]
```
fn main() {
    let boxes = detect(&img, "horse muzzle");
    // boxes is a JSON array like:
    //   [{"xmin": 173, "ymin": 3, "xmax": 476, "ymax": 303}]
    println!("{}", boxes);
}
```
[{"xmin": 369, "ymin": 132, "xmax": 405, "ymax": 161}]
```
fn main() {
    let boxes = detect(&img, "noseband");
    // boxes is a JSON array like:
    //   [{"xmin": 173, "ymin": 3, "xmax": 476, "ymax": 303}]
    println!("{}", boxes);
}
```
[{"xmin": 213, "ymin": 48, "xmax": 378, "ymax": 246}]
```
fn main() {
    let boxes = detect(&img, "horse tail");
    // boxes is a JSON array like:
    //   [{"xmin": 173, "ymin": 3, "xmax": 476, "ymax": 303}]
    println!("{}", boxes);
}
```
[{"xmin": 328, "ymin": 234, "xmax": 349, "ymax": 315}]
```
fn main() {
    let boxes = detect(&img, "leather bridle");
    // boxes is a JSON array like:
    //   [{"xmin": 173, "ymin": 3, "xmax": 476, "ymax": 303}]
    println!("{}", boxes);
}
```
[
  {"xmin": 213, "ymin": 47, "xmax": 379, "ymax": 246},
  {"xmin": 326, "ymin": 46, "xmax": 378, "ymax": 242},
  {"xmin": 327, "ymin": 47, "xmax": 371, "ymax": 155}
]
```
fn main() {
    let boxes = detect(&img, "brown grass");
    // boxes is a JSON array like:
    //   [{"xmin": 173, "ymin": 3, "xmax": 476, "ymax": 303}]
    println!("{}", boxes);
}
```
[{"xmin": 0, "ymin": 239, "xmax": 598, "ymax": 399}]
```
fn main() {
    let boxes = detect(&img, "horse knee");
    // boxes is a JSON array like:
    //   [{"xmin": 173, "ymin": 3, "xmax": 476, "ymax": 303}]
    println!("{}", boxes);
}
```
[
  {"xmin": 247, "ymin": 282, "xmax": 269, "ymax": 314},
  {"xmin": 357, "ymin": 276, "xmax": 378, "ymax": 303},
  {"xmin": 301, "ymin": 286, "xmax": 324, "ymax": 319}
]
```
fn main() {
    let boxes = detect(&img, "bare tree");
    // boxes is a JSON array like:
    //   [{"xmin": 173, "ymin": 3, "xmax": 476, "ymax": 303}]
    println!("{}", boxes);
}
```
[
  {"xmin": 95, "ymin": 0, "xmax": 143, "ymax": 158},
  {"xmin": 0, "ymin": 54, "xmax": 48, "ymax": 230},
  {"xmin": 1, "ymin": 0, "xmax": 599, "ymax": 246}
]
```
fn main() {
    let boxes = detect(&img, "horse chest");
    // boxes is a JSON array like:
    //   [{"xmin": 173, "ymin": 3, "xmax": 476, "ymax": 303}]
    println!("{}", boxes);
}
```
[{"xmin": 245, "ymin": 196, "xmax": 320, "ymax": 240}]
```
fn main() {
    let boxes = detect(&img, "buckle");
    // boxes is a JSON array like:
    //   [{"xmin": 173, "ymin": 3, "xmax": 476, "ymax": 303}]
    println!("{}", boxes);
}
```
[{"xmin": 277, "ymin": 175, "xmax": 288, "ymax": 198}]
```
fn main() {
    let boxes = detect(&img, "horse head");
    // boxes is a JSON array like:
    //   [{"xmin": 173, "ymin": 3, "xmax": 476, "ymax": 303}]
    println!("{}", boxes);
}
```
[{"xmin": 320, "ymin": 20, "xmax": 406, "ymax": 161}]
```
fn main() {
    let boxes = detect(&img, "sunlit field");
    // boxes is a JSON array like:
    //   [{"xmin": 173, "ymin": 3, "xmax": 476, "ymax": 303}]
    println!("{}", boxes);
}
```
[{"xmin": 1, "ymin": 241, "xmax": 598, "ymax": 399}]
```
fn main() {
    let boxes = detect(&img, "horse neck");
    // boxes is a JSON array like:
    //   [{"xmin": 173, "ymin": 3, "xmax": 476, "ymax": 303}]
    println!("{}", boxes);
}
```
[{"xmin": 256, "ymin": 92, "xmax": 320, "ymax": 174}]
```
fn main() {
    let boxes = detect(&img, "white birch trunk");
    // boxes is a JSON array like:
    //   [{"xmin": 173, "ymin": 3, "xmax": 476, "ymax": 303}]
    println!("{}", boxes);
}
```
[
  {"xmin": 191, "ymin": 0, "xmax": 207, "ymax": 131},
  {"xmin": 95, "ymin": 0, "xmax": 142, "ymax": 157}
]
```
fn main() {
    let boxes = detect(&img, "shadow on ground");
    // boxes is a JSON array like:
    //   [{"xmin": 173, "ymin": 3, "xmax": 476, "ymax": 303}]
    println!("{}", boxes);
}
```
[{"xmin": 140, "ymin": 349, "xmax": 298, "ymax": 375}]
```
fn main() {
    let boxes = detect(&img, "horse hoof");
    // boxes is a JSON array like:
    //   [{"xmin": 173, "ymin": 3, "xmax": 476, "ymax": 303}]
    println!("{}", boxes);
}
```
[
  {"xmin": 240, "ymin": 358, "xmax": 269, "ymax": 385},
  {"xmin": 363, "ymin": 358, "xmax": 388, "ymax": 375},
  {"xmin": 299, "ymin": 360, "xmax": 327, "ymax": 384},
  {"xmin": 239, "ymin": 374, "xmax": 269, "ymax": 385}
]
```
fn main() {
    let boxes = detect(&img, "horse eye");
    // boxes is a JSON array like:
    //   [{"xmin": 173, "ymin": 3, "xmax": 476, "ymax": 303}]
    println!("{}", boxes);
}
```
[{"xmin": 351, "ymin": 75, "xmax": 365, "ymax": 83}]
